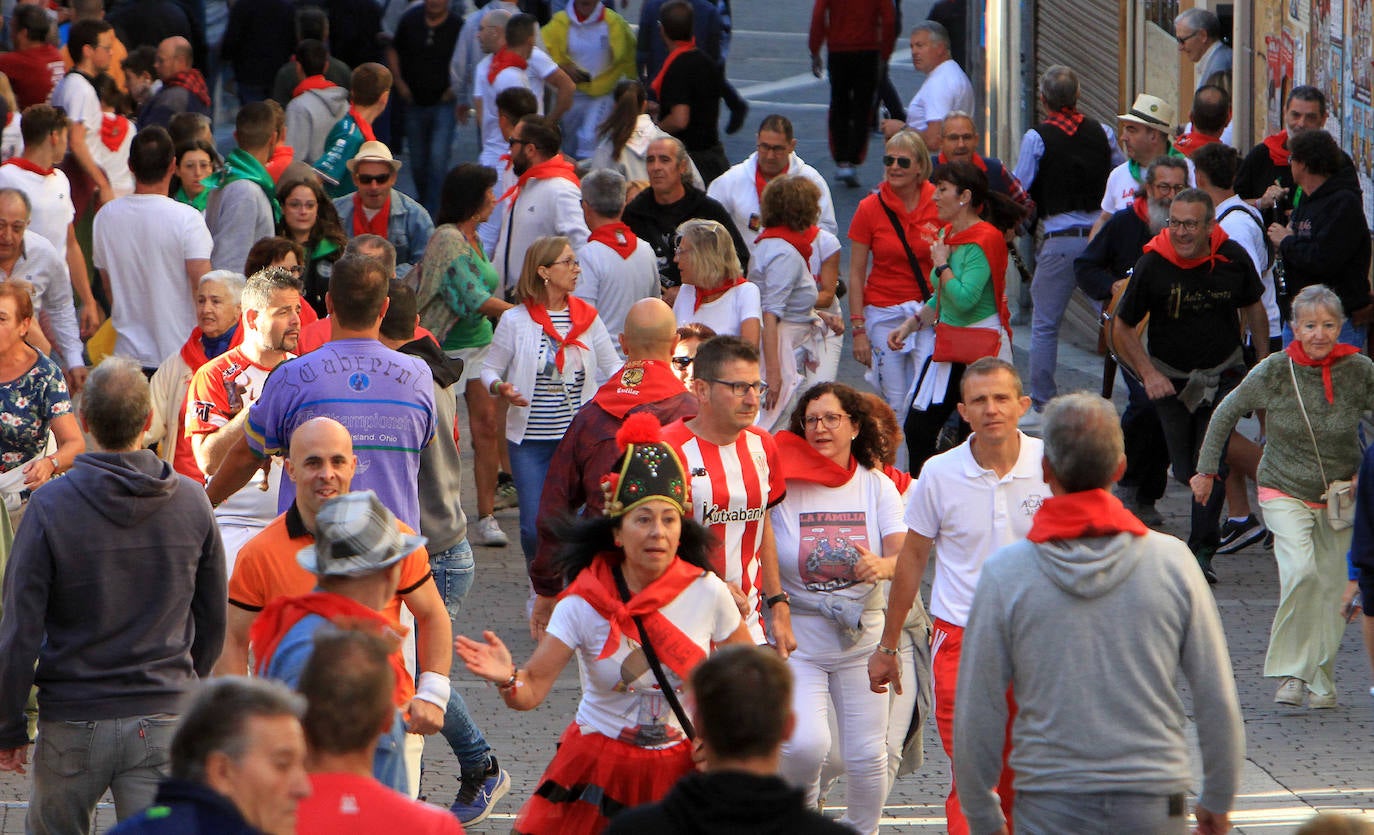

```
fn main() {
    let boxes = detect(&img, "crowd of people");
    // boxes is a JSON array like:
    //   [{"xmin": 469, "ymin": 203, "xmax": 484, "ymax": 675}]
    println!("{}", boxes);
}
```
[{"xmin": 0, "ymin": 0, "xmax": 1367, "ymax": 833}]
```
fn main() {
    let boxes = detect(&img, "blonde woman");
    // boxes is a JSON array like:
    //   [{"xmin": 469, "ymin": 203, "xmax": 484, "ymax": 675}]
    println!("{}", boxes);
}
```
[{"xmin": 670, "ymin": 218, "xmax": 761, "ymax": 346}]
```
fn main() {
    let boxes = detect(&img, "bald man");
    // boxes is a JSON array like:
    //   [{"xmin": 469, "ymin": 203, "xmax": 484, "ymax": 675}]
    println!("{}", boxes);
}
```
[
  {"xmin": 138, "ymin": 36, "xmax": 211, "ymax": 130},
  {"xmin": 529, "ymin": 298, "xmax": 699, "ymax": 631}
]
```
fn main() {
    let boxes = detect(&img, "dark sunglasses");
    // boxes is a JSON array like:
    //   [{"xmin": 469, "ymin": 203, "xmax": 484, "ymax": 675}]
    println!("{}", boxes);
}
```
[
  {"xmin": 671, "ymin": 355, "xmax": 693, "ymax": 368},
  {"xmin": 355, "ymin": 172, "xmax": 393, "ymax": 185},
  {"xmin": 882, "ymin": 155, "xmax": 913, "ymax": 169}
]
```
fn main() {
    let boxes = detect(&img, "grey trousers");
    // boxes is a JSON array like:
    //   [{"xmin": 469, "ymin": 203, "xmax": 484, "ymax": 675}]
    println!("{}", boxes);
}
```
[{"xmin": 1014, "ymin": 790, "xmax": 1189, "ymax": 835}]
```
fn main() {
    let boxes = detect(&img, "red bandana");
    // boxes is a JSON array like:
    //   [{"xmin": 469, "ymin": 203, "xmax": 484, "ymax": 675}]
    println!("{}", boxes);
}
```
[
  {"xmin": 527, "ymin": 295, "xmax": 596, "ymax": 372},
  {"xmin": 1287, "ymin": 340, "xmax": 1360, "ymax": 404},
  {"xmin": 560, "ymin": 554, "xmax": 708, "ymax": 680},
  {"xmin": 694, "ymin": 276, "xmax": 748, "ymax": 312},
  {"xmin": 167, "ymin": 68, "xmax": 211, "ymax": 106},
  {"xmin": 882, "ymin": 463, "xmax": 912, "ymax": 495},
  {"xmin": 349, "ymin": 105, "xmax": 376, "ymax": 142},
  {"xmin": 774, "ymin": 430, "xmax": 857, "ymax": 487},
  {"xmin": 650, "ymin": 39, "xmax": 696, "ymax": 99},
  {"xmin": 487, "ymin": 47, "xmax": 528, "ymax": 84},
  {"xmin": 352, "ymin": 192, "xmax": 390, "ymax": 237},
  {"xmin": 499, "ymin": 153, "xmax": 580, "ymax": 204},
  {"xmin": 1043, "ymin": 107, "xmax": 1085, "ymax": 136},
  {"xmin": 1175, "ymin": 130, "xmax": 1223, "ymax": 157},
  {"xmin": 943, "ymin": 220, "xmax": 1013, "ymax": 336},
  {"xmin": 266, "ymin": 142, "xmax": 294, "ymax": 183},
  {"xmin": 755, "ymin": 225, "xmax": 817, "ymax": 265},
  {"xmin": 178, "ymin": 324, "xmax": 245, "ymax": 372},
  {"xmin": 936, "ymin": 151, "xmax": 988, "ymax": 173},
  {"xmin": 1132, "ymin": 195, "xmax": 1150, "ymax": 225},
  {"xmin": 2, "ymin": 157, "xmax": 54, "ymax": 176},
  {"xmin": 251, "ymin": 592, "xmax": 414, "ymax": 708},
  {"xmin": 1143, "ymin": 225, "xmax": 1231, "ymax": 270},
  {"xmin": 99, "ymin": 113, "xmax": 130, "ymax": 152},
  {"xmin": 753, "ymin": 166, "xmax": 770, "ymax": 200},
  {"xmin": 1026, "ymin": 489, "xmax": 1149, "ymax": 543},
  {"xmin": 292, "ymin": 74, "xmax": 336, "ymax": 99},
  {"xmin": 1263, "ymin": 131, "xmax": 1290, "ymax": 167},
  {"xmin": 588, "ymin": 221, "xmax": 638, "ymax": 259},
  {"xmin": 593, "ymin": 360, "xmax": 689, "ymax": 418}
]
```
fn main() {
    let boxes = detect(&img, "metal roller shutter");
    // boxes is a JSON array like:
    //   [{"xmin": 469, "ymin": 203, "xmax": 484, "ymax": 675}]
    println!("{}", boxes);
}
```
[{"xmin": 1034, "ymin": 0, "xmax": 1122, "ymax": 126}]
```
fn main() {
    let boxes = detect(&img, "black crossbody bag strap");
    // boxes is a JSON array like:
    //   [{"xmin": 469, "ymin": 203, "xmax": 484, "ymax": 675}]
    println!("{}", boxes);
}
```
[
  {"xmin": 877, "ymin": 195, "xmax": 934, "ymax": 300},
  {"xmin": 612, "ymin": 565, "xmax": 696, "ymax": 740}
]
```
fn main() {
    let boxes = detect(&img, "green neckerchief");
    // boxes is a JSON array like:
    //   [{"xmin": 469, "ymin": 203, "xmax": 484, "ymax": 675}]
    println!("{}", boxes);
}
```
[
  {"xmin": 1127, "ymin": 140, "xmax": 1186, "ymax": 183},
  {"xmin": 1292, "ymin": 186, "xmax": 1303, "ymax": 208},
  {"xmin": 312, "ymin": 237, "xmax": 340, "ymax": 260},
  {"xmin": 213, "ymin": 147, "xmax": 282, "ymax": 224},
  {"xmin": 175, "ymin": 185, "xmax": 209, "ymax": 212}
]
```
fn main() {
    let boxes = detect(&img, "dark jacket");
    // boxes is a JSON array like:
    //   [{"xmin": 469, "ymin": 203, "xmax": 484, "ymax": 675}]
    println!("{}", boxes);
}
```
[
  {"xmin": 606, "ymin": 771, "xmax": 851, "ymax": 835},
  {"xmin": 0, "ymin": 450, "xmax": 226, "ymax": 748},
  {"xmin": 398, "ymin": 334, "xmax": 467, "ymax": 554},
  {"xmin": 623, "ymin": 185, "xmax": 750, "ymax": 287},
  {"xmin": 1235, "ymin": 138, "xmax": 1361, "ymax": 222},
  {"xmin": 1074, "ymin": 205, "xmax": 1152, "ymax": 301},
  {"xmin": 138, "ymin": 83, "xmax": 213, "ymax": 131},
  {"xmin": 107, "ymin": 779, "xmax": 264, "ymax": 835},
  {"xmin": 1279, "ymin": 175, "xmax": 1373, "ymax": 320}
]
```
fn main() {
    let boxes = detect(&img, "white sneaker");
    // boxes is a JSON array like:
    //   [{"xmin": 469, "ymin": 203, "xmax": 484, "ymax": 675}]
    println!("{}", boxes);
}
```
[
  {"xmin": 476, "ymin": 515, "xmax": 508, "ymax": 547},
  {"xmin": 1274, "ymin": 676, "xmax": 1305, "ymax": 706}
]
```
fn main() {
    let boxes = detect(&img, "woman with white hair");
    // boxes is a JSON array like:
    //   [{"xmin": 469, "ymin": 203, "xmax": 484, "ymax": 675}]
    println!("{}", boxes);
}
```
[{"xmin": 670, "ymin": 218, "xmax": 760, "ymax": 346}]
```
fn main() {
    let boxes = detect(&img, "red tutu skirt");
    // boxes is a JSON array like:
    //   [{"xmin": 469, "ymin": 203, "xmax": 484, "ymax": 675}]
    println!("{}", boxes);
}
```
[{"xmin": 514, "ymin": 722, "xmax": 694, "ymax": 835}]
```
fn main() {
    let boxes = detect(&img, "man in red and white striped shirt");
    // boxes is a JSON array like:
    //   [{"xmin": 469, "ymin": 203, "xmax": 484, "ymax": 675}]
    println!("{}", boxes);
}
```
[{"xmin": 663, "ymin": 336, "xmax": 795, "ymax": 652}]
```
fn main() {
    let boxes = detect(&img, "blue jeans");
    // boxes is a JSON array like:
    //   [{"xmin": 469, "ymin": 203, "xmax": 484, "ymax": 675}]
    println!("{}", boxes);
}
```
[
  {"xmin": 429, "ymin": 539, "xmax": 493, "ymax": 773},
  {"xmin": 1029, "ymin": 233, "xmax": 1092, "ymax": 409},
  {"xmin": 509, "ymin": 438, "xmax": 561, "ymax": 569},
  {"xmin": 30, "ymin": 714, "xmax": 178, "ymax": 832},
  {"xmin": 404, "ymin": 103, "xmax": 456, "ymax": 215}
]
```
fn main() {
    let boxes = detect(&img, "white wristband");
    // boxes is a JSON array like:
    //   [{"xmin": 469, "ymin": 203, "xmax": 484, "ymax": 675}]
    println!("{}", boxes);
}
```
[{"xmin": 413, "ymin": 671, "xmax": 451, "ymax": 709}]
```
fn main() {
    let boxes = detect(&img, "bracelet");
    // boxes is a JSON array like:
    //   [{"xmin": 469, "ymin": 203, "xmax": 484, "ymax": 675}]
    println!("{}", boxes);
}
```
[
  {"xmin": 1196, "ymin": 473, "xmax": 1218, "ymax": 480},
  {"xmin": 496, "ymin": 666, "xmax": 519, "ymax": 691},
  {"xmin": 849, "ymin": 314, "xmax": 866, "ymax": 322},
  {"xmin": 46, "ymin": 454, "xmax": 59, "ymax": 473},
  {"xmin": 489, "ymin": 379, "xmax": 503, "ymax": 396},
  {"xmin": 412, "ymin": 671, "xmax": 452, "ymax": 709},
  {"xmin": 875, "ymin": 644, "xmax": 899, "ymax": 656}
]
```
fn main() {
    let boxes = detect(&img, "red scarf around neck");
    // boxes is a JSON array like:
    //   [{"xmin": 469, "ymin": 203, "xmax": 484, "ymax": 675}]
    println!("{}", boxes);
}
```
[
  {"xmin": 560, "ymin": 554, "xmax": 707, "ymax": 680},
  {"xmin": 755, "ymin": 225, "xmax": 818, "ymax": 265},
  {"xmin": 774, "ymin": 430, "xmax": 857, "ymax": 487},
  {"xmin": 882, "ymin": 463, "xmax": 912, "ymax": 495},
  {"xmin": 2, "ymin": 156, "xmax": 53, "ymax": 176},
  {"xmin": 936, "ymin": 151, "xmax": 988, "ymax": 173},
  {"xmin": 250, "ymin": 592, "xmax": 414, "ymax": 708},
  {"xmin": 167, "ymin": 68, "xmax": 211, "ymax": 106},
  {"xmin": 943, "ymin": 220, "xmax": 1013, "ymax": 336},
  {"xmin": 593, "ymin": 359, "xmax": 690, "ymax": 418},
  {"xmin": 1263, "ymin": 131, "xmax": 1290, "ymax": 167},
  {"xmin": 1287, "ymin": 340, "xmax": 1360, "ymax": 404},
  {"xmin": 588, "ymin": 221, "xmax": 638, "ymax": 259},
  {"xmin": 352, "ymin": 192, "xmax": 390, "ymax": 237},
  {"xmin": 650, "ymin": 39, "xmax": 696, "ymax": 99},
  {"xmin": 179, "ymin": 323, "xmax": 245, "ymax": 372},
  {"xmin": 1027, "ymin": 489, "xmax": 1149, "ymax": 543},
  {"xmin": 1132, "ymin": 195, "xmax": 1151, "ymax": 225},
  {"xmin": 1143, "ymin": 225, "xmax": 1231, "ymax": 271},
  {"xmin": 487, "ymin": 47, "xmax": 528, "ymax": 84},
  {"xmin": 499, "ymin": 154, "xmax": 580, "ymax": 204},
  {"xmin": 100, "ymin": 113, "xmax": 130, "ymax": 152},
  {"xmin": 1175, "ymin": 130, "xmax": 1222, "ymax": 157},
  {"xmin": 349, "ymin": 105, "xmax": 377, "ymax": 142},
  {"xmin": 694, "ymin": 276, "xmax": 748, "ymax": 312},
  {"xmin": 527, "ymin": 295, "xmax": 596, "ymax": 372},
  {"xmin": 1043, "ymin": 106, "xmax": 1084, "ymax": 136},
  {"xmin": 292, "ymin": 74, "xmax": 336, "ymax": 99}
]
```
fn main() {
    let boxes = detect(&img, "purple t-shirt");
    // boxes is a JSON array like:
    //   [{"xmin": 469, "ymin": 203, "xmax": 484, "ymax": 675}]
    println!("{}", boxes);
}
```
[{"xmin": 245, "ymin": 338, "xmax": 435, "ymax": 528}]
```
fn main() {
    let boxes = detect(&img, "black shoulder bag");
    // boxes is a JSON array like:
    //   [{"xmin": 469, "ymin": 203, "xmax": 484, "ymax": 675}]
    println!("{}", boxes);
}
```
[
  {"xmin": 877, "ymin": 195, "xmax": 934, "ymax": 300},
  {"xmin": 611, "ymin": 565, "xmax": 696, "ymax": 740}
]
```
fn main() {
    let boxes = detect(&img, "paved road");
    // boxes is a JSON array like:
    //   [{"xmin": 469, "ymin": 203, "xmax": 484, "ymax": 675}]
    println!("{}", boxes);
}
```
[{"xmin": 1, "ymin": 1, "xmax": 1371, "ymax": 832}]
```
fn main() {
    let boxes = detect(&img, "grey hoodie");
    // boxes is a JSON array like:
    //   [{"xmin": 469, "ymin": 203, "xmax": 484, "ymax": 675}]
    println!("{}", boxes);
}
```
[
  {"xmin": 952, "ymin": 529, "xmax": 1244, "ymax": 834},
  {"xmin": 0, "ymin": 450, "xmax": 225, "ymax": 748},
  {"xmin": 285, "ymin": 85, "xmax": 350, "ymax": 165}
]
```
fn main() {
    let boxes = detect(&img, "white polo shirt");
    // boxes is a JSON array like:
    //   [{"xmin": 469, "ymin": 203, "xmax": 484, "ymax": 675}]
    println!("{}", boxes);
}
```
[
  {"xmin": 573, "ymin": 233, "xmax": 660, "ymax": 350},
  {"xmin": 906, "ymin": 58, "xmax": 974, "ymax": 132},
  {"xmin": 904, "ymin": 432, "xmax": 1052, "ymax": 627}
]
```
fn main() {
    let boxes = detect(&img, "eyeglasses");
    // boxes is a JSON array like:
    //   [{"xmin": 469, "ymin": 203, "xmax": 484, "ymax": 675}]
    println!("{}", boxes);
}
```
[
  {"xmin": 883, "ymin": 155, "xmax": 913, "ymax": 169},
  {"xmin": 508, "ymin": 137, "xmax": 529, "ymax": 147},
  {"xmin": 704, "ymin": 378, "xmax": 769, "ymax": 397},
  {"xmin": 355, "ymin": 173, "xmax": 393, "ymax": 185},
  {"xmin": 285, "ymin": 200, "xmax": 317, "ymax": 211},
  {"xmin": 549, "ymin": 257, "xmax": 580, "ymax": 269},
  {"xmin": 1151, "ymin": 182, "xmax": 1188, "ymax": 194},
  {"xmin": 1166, "ymin": 218, "xmax": 1204, "ymax": 231},
  {"xmin": 757, "ymin": 142, "xmax": 789, "ymax": 154},
  {"xmin": 275, "ymin": 264, "xmax": 303, "ymax": 276},
  {"xmin": 671, "ymin": 355, "xmax": 693, "ymax": 368},
  {"xmin": 1175, "ymin": 29, "xmax": 1201, "ymax": 45},
  {"xmin": 802, "ymin": 413, "xmax": 848, "ymax": 430}
]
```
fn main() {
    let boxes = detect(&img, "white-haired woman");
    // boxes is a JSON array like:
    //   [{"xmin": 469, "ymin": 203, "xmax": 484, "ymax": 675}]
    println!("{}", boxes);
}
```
[{"xmin": 671, "ymin": 218, "xmax": 761, "ymax": 346}]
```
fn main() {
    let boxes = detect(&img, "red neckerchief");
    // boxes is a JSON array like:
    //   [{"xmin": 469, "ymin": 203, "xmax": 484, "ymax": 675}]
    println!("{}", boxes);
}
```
[
  {"xmin": 167, "ymin": 68, "xmax": 211, "ymax": 106},
  {"xmin": 266, "ymin": 142, "xmax": 294, "ymax": 183},
  {"xmin": 588, "ymin": 221, "xmax": 638, "ymax": 259},
  {"xmin": 650, "ymin": 39, "xmax": 696, "ymax": 99},
  {"xmin": 526, "ymin": 295, "xmax": 596, "ymax": 372},
  {"xmin": 774, "ymin": 430, "xmax": 857, "ymax": 487},
  {"xmin": 573, "ymin": 1, "xmax": 604, "ymax": 23},
  {"xmin": 1287, "ymin": 340, "xmax": 1360, "ymax": 404},
  {"xmin": 1263, "ymin": 131, "xmax": 1290, "ymax": 167},
  {"xmin": 1027, "ymin": 489, "xmax": 1149, "ymax": 543},
  {"xmin": 881, "ymin": 463, "xmax": 912, "ymax": 495},
  {"xmin": 755, "ymin": 225, "xmax": 818, "ymax": 264},
  {"xmin": 352, "ymin": 192, "xmax": 390, "ymax": 237},
  {"xmin": 1132, "ymin": 195, "xmax": 1150, "ymax": 225},
  {"xmin": 944, "ymin": 220, "xmax": 1013, "ymax": 336},
  {"xmin": 1043, "ymin": 106, "xmax": 1085, "ymax": 136},
  {"xmin": 99, "ymin": 113, "xmax": 130, "ymax": 152},
  {"xmin": 251, "ymin": 591, "xmax": 414, "ymax": 707},
  {"xmin": 753, "ymin": 165, "xmax": 770, "ymax": 200},
  {"xmin": 559, "ymin": 554, "xmax": 707, "ymax": 680},
  {"xmin": 499, "ymin": 153, "xmax": 579, "ymax": 203},
  {"xmin": 2, "ymin": 157, "xmax": 54, "ymax": 176},
  {"xmin": 593, "ymin": 359, "xmax": 688, "ymax": 418},
  {"xmin": 349, "ymin": 105, "xmax": 376, "ymax": 142},
  {"xmin": 936, "ymin": 151, "xmax": 988, "ymax": 173},
  {"xmin": 487, "ymin": 47, "xmax": 528, "ymax": 84},
  {"xmin": 694, "ymin": 276, "xmax": 747, "ymax": 312},
  {"xmin": 1143, "ymin": 225, "xmax": 1231, "ymax": 270},
  {"xmin": 292, "ymin": 74, "xmax": 336, "ymax": 99},
  {"xmin": 1175, "ymin": 130, "xmax": 1223, "ymax": 156},
  {"xmin": 178, "ymin": 323, "xmax": 245, "ymax": 372}
]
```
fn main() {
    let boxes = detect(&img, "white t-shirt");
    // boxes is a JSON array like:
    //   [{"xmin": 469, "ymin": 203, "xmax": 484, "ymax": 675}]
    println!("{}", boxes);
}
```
[
  {"xmin": 1100, "ymin": 157, "xmax": 1196, "ymax": 215},
  {"xmin": 0, "ymin": 113, "xmax": 21, "ymax": 162},
  {"xmin": 773, "ymin": 466, "xmax": 905, "ymax": 604},
  {"xmin": 574, "ymin": 234, "xmax": 660, "ymax": 349},
  {"xmin": 0, "ymin": 164, "xmax": 74, "ymax": 258},
  {"xmin": 903, "ymin": 433, "xmax": 1052, "ymax": 626},
  {"xmin": 671, "ymin": 281, "xmax": 762, "ymax": 341},
  {"xmin": 906, "ymin": 59, "xmax": 974, "ymax": 132},
  {"xmin": 1215, "ymin": 195, "xmax": 1278, "ymax": 338},
  {"xmin": 93, "ymin": 114, "xmax": 135, "ymax": 199},
  {"xmin": 546, "ymin": 571, "xmax": 739, "ymax": 747},
  {"xmin": 474, "ymin": 48, "xmax": 558, "ymax": 166},
  {"xmin": 50, "ymin": 71, "xmax": 102, "ymax": 162},
  {"xmin": 93, "ymin": 193, "xmax": 214, "ymax": 367}
]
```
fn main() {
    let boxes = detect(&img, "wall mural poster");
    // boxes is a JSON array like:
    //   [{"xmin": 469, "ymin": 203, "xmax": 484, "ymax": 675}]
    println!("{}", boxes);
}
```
[
  {"xmin": 1266, "ymin": 35, "xmax": 1285, "ymax": 135},
  {"xmin": 1352, "ymin": 0, "xmax": 1371, "ymax": 103},
  {"xmin": 1329, "ymin": 43, "xmax": 1345, "ymax": 144},
  {"xmin": 1328, "ymin": 0, "xmax": 1345, "ymax": 42}
]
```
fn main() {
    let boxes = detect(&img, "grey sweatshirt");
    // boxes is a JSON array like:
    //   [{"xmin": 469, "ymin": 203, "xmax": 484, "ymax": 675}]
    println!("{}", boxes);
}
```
[{"xmin": 953, "ymin": 529, "xmax": 1244, "ymax": 834}]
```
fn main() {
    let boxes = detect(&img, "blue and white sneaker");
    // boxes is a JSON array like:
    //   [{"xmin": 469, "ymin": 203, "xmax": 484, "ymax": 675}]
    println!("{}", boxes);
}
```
[{"xmin": 450, "ymin": 755, "xmax": 511, "ymax": 826}]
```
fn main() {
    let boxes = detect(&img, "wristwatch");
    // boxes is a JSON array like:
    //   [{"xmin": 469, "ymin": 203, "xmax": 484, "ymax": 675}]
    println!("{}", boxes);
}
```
[{"xmin": 764, "ymin": 591, "xmax": 791, "ymax": 609}]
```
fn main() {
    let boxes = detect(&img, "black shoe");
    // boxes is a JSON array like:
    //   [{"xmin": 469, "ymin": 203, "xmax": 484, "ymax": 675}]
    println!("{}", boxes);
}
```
[
  {"xmin": 1198, "ymin": 551, "xmax": 1218, "ymax": 585},
  {"xmin": 1129, "ymin": 500, "xmax": 1164, "ymax": 527},
  {"xmin": 1216, "ymin": 515, "xmax": 1267, "ymax": 554}
]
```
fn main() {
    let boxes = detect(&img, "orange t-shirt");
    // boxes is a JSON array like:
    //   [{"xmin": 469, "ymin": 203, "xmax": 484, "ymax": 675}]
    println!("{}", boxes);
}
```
[{"xmin": 846, "ymin": 180, "xmax": 941, "ymax": 308}]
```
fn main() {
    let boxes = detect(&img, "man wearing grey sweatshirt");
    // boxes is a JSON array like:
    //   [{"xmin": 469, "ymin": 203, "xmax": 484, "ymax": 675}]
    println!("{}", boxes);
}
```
[{"xmin": 954, "ymin": 393, "xmax": 1244, "ymax": 835}]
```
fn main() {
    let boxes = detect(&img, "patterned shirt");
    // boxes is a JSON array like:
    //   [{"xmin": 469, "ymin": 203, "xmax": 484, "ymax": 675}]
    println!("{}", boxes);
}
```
[{"xmin": 0, "ymin": 352, "xmax": 70, "ymax": 472}]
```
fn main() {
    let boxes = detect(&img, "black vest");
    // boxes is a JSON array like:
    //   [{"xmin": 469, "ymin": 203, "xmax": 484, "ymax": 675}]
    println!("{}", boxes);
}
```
[{"xmin": 1030, "ymin": 117, "xmax": 1112, "ymax": 218}]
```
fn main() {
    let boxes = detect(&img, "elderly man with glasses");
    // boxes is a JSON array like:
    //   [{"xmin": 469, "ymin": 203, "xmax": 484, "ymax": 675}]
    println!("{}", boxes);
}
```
[
  {"xmin": 1174, "ymin": 7, "xmax": 1232, "ymax": 91},
  {"xmin": 332, "ymin": 141, "xmax": 434, "ymax": 279}
]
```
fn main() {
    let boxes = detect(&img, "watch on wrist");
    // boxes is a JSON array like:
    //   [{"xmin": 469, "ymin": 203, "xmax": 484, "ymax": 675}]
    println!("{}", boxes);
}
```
[
  {"xmin": 765, "ymin": 591, "xmax": 790, "ymax": 609},
  {"xmin": 934, "ymin": 263, "xmax": 951, "ymax": 276}
]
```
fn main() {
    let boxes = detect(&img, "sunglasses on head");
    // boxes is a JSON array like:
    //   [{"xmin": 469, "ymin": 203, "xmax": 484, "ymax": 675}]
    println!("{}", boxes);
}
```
[
  {"xmin": 882, "ymin": 155, "xmax": 913, "ymax": 169},
  {"xmin": 355, "ymin": 172, "xmax": 393, "ymax": 185}
]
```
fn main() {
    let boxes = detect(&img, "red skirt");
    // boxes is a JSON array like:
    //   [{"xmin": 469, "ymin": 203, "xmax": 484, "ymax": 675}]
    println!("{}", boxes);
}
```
[{"xmin": 514, "ymin": 722, "xmax": 694, "ymax": 835}]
